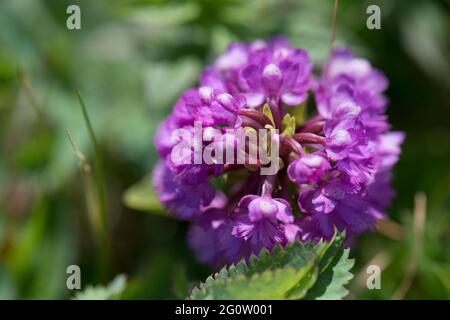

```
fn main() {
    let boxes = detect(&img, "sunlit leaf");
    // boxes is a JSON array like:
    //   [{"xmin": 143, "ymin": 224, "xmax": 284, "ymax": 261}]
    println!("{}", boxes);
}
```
[{"xmin": 123, "ymin": 178, "xmax": 166, "ymax": 215}]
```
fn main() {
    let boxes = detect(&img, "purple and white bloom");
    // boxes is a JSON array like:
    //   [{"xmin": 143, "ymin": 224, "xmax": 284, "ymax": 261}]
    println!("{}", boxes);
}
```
[
  {"xmin": 188, "ymin": 208, "xmax": 227, "ymax": 267},
  {"xmin": 182, "ymin": 87, "xmax": 246, "ymax": 127},
  {"xmin": 218, "ymin": 195, "xmax": 298, "ymax": 264},
  {"xmin": 201, "ymin": 37, "xmax": 313, "ymax": 107},
  {"xmin": 152, "ymin": 161, "xmax": 215, "ymax": 220},
  {"xmin": 152, "ymin": 40, "xmax": 404, "ymax": 266},
  {"xmin": 288, "ymin": 153, "xmax": 331, "ymax": 185}
]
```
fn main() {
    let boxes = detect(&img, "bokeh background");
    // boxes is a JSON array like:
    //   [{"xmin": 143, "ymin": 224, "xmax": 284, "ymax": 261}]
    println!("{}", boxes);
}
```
[{"xmin": 0, "ymin": 0, "xmax": 449, "ymax": 299}]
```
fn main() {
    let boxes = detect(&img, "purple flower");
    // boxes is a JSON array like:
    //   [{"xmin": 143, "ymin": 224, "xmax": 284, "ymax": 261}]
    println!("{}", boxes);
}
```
[
  {"xmin": 375, "ymin": 132, "xmax": 405, "ymax": 169},
  {"xmin": 288, "ymin": 153, "xmax": 331, "ymax": 185},
  {"xmin": 366, "ymin": 131, "xmax": 405, "ymax": 218},
  {"xmin": 325, "ymin": 117, "xmax": 366, "ymax": 161},
  {"xmin": 216, "ymin": 195, "xmax": 299, "ymax": 264},
  {"xmin": 188, "ymin": 208, "xmax": 227, "ymax": 267},
  {"xmin": 164, "ymin": 124, "xmax": 223, "ymax": 184},
  {"xmin": 297, "ymin": 178, "xmax": 375, "ymax": 242},
  {"xmin": 151, "ymin": 40, "xmax": 404, "ymax": 266},
  {"xmin": 239, "ymin": 195, "xmax": 294, "ymax": 224},
  {"xmin": 202, "ymin": 38, "xmax": 313, "ymax": 107},
  {"xmin": 316, "ymin": 48, "xmax": 388, "ymax": 117},
  {"xmin": 152, "ymin": 161, "xmax": 215, "ymax": 220},
  {"xmin": 154, "ymin": 116, "xmax": 179, "ymax": 158},
  {"xmin": 182, "ymin": 87, "xmax": 245, "ymax": 127}
]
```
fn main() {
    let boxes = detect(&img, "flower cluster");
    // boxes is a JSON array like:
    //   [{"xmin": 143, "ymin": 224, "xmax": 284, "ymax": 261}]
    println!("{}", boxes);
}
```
[{"xmin": 153, "ymin": 38, "xmax": 404, "ymax": 267}]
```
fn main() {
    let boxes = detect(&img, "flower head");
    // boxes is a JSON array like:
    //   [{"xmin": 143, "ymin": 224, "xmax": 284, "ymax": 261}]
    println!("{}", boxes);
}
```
[
  {"xmin": 152, "ymin": 40, "xmax": 403, "ymax": 266},
  {"xmin": 201, "ymin": 37, "xmax": 313, "ymax": 107},
  {"xmin": 288, "ymin": 153, "xmax": 331, "ymax": 185}
]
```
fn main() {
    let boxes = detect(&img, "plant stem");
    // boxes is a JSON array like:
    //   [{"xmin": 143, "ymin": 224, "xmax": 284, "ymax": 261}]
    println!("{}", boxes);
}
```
[
  {"xmin": 328, "ymin": 0, "xmax": 339, "ymax": 60},
  {"xmin": 261, "ymin": 175, "xmax": 276, "ymax": 197},
  {"xmin": 76, "ymin": 91, "xmax": 111, "ymax": 280},
  {"xmin": 294, "ymin": 132, "xmax": 326, "ymax": 145}
]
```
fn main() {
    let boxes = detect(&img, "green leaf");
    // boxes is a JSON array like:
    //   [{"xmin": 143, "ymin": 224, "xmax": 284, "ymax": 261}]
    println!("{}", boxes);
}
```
[
  {"xmin": 126, "ymin": 3, "xmax": 200, "ymax": 29},
  {"xmin": 262, "ymin": 103, "xmax": 275, "ymax": 128},
  {"xmin": 76, "ymin": 91, "xmax": 107, "ymax": 230},
  {"xmin": 74, "ymin": 274, "xmax": 127, "ymax": 300},
  {"xmin": 122, "ymin": 178, "xmax": 166, "ymax": 215},
  {"xmin": 282, "ymin": 114, "xmax": 296, "ymax": 137},
  {"xmin": 193, "ymin": 266, "xmax": 315, "ymax": 300},
  {"xmin": 172, "ymin": 265, "xmax": 189, "ymax": 299},
  {"xmin": 189, "ymin": 232, "xmax": 354, "ymax": 300},
  {"xmin": 304, "ymin": 233, "xmax": 355, "ymax": 300},
  {"xmin": 293, "ymin": 102, "xmax": 307, "ymax": 123}
]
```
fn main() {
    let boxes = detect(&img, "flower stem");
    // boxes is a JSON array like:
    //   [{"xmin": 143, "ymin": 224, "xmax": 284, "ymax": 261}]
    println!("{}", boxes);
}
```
[
  {"xmin": 282, "ymin": 136, "xmax": 304, "ymax": 155},
  {"xmin": 294, "ymin": 132, "xmax": 326, "ymax": 145},
  {"xmin": 302, "ymin": 120, "xmax": 325, "ymax": 134},
  {"xmin": 241, "ymin": 115, "xmax": 264, "ymax": 130},
  {"xmin": 296, "ymin": 114, "xmax": 324, "ymax": 132},
  {"xmin": 328, "ymin": 0, "xmax": 339, "ymax": 60},
  {"xmin": 239, "ymin": 109, "xmax": 271, "ymax": 126},
  {"xmin": 261, "ymin": 174, "xmax": 276, "ymax": 197},
  {"xmin": 269, "ymin": 98, "xmax": 282, "ymax": 129}
]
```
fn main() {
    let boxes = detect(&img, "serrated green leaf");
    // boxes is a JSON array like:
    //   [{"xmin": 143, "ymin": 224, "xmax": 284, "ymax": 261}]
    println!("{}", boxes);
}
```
[
  {"xmin": 304, "ymin": 232, "xmax": 355, "ymax": 300},
  {"xmin": 189, "ymin": 242, "xmax": 318, "ymax": 300},
  {"xmin": 191, "ymin": 264, "xmax": 315, "ymax": 300},
  {"xmin": 285, "ymin": 263, "xmax": 318, "ymax": 299},
  {"xmin": 74, "ymin": 274, "xmax": 127, "ymax": 300},
  {"xmin": 189, "ymin": 231, "xmax": 354, "ymax": 300}
]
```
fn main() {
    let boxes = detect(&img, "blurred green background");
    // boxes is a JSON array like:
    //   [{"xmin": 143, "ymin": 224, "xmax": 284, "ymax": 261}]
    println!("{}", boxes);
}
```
[{"xmin": 0, "ymin": 0, "xmax": 449, "ymax": 299}]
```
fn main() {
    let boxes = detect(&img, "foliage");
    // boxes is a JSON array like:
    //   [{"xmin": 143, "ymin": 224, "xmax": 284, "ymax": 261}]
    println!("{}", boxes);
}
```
[
  {"xmin": 190, "ymin": 232, "xmax": 354, "ymax": 300},
  {"xmin": 74, "ymin": 274, "xmax": 127, "ymax": 300}
]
